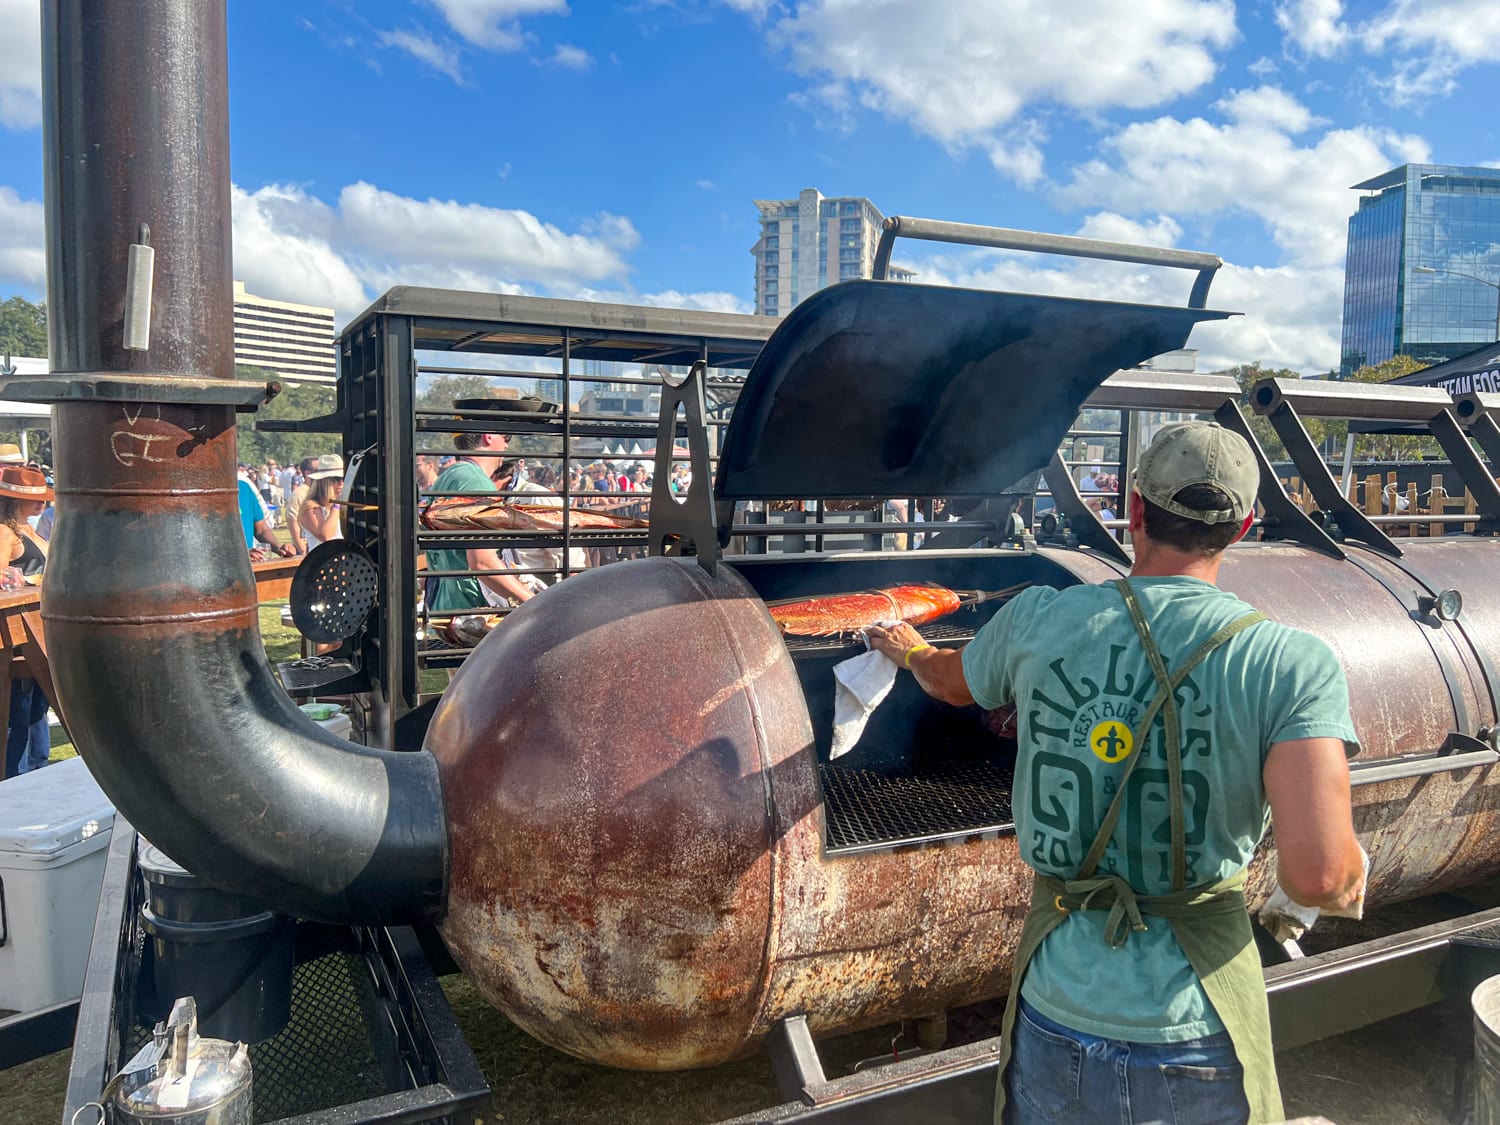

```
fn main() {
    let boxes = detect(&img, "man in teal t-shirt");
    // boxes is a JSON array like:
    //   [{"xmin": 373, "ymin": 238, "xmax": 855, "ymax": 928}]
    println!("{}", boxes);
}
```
[
  {"xmin": 868, "ymin": 422, "xmax": 1366, "ymax": 1125},
  {"xmin": 426, "ymin": 430, "xmax": 535, "ymax": 614}
]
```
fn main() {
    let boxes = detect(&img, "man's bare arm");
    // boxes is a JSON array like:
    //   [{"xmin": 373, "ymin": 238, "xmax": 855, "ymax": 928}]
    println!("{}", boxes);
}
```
[
  {"xmin": 865, "ymin": 621, "xmax": 974, "ymax": 706},
  {"xmin": 1263, "ymin": 736, "xmax": 1365, "ymax": 909},
  {"xmin": 467, "ymin": 547, "xmax": 534, "ymax": 604}
]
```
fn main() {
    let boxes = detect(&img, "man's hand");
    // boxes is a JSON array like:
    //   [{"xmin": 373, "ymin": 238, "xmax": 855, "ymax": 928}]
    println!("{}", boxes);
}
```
[
  {"xmin": 275, "ymin": 542, "xmax": 297, "ymax": 558},
  {"xmin": 864, "ymin": 620, "xmax": 927, "ymax": 665},
  {"xmin": 249, "ymin": 547, "xmax": 268, "ymax": 562},
  {"xmin": 863, "ymin": 621, "xmax": 975, "ymax": 706}
]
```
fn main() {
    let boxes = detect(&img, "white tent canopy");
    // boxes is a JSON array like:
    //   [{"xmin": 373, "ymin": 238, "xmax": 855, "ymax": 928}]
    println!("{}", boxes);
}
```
[{"xmin": 0, "ymin": 357, "xmax": 53, "ymax": 461}]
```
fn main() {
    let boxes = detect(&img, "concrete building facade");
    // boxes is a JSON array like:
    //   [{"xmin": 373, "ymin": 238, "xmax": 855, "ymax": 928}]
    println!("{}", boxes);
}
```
[
  {"xmin": 750, "ymin": 188, "xmax": 913, "ymax": 317},
  {"xmin": 233, "ymin": 280, "xmax": 337, "ymax": 384}
]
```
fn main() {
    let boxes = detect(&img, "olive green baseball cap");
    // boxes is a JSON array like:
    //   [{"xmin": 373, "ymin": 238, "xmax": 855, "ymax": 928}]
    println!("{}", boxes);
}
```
[{"xmin": 1134, "ymin": 421, "xmax": 1259, "ymax": 525}]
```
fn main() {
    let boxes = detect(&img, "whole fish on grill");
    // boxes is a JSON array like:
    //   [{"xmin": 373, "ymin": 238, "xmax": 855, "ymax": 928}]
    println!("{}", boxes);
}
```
[{"xmin": 768, "ymin": 584, "xmax": 963, "ymax": 637}]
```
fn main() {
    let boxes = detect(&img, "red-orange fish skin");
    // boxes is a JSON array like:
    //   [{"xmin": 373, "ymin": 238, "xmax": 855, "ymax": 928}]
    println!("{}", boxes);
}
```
[{"xmin": 769, "ymin": 584, "xmax": 961, "ymax": 636}]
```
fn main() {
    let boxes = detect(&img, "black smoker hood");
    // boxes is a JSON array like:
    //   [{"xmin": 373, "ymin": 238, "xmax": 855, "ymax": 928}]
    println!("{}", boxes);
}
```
[{"xmin": 715, "ymin": 279, "xmax": 1234, "ymax": 502}]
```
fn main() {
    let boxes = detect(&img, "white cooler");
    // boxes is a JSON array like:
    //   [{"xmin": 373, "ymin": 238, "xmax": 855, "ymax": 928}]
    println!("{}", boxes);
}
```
[{"xmin": 0, "ymin": 757, "xmax": 116, "ymax": 1012}]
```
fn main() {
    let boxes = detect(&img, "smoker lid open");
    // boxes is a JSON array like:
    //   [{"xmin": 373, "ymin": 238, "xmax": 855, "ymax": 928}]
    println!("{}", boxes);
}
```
[{"xmin": 714, "ymin": 280, "xmax": 1234, "ymax": 501}]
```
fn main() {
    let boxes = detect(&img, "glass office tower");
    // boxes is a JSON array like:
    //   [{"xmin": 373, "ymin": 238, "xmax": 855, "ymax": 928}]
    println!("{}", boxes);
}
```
[{"xmin": 1340, "ymin": 163, "xmax": 1500, "ymax": 377}]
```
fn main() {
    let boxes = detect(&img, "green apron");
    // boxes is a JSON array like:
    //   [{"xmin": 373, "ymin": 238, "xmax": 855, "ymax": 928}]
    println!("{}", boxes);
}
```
[{"xmin": 993, "ymin": 579, "xmax": 1282, "ymax": 1125}]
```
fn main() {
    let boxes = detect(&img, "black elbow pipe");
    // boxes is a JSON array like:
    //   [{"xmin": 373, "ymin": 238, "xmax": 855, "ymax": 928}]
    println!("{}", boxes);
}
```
[
  {"xmin": 45, "ymin": 401, "xmax": 446, "ymax": 924},
  {"xmin": 38, "ymin": 0, "xmax": 447, "ymax": 924}
]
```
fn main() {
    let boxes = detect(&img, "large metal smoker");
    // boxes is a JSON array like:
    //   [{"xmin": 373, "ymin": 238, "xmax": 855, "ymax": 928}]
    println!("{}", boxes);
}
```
[{"xmin": 12, "ymin": 2, "xmax": 1500, "ymax": 1122}]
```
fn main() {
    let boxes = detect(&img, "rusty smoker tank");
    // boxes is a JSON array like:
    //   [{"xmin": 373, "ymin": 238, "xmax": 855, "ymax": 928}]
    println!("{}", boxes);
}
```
[
  {"xmin": 428, "ymin": 537, "xmax": 1500, "ymax": 1070},
  {"xmin": 34, "ymin": 0, "xmax": 1500, "ymax": 1083}
]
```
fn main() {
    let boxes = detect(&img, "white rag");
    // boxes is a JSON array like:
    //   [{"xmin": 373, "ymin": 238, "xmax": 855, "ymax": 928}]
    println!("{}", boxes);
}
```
[
  {"xmin": 1257, "ymin": 845, "xmax": 1370, "ymax": 943},
  {"xmin": 830, "ymin": 638, "xmax": 900, "ymax": 759}
]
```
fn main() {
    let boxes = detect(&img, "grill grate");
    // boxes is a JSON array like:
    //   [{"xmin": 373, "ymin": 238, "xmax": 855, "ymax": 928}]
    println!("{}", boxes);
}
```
[
  {"xmin": 785, "ymin": 621, "xmax": 976, "ymax": 658},
  {"xmin": 124, "ymin": 953, "xmax": 388, "ymax": 1122},
  {"xmin": 819, "ymin": 758, "xmax": 1016, "ymax": 856}
]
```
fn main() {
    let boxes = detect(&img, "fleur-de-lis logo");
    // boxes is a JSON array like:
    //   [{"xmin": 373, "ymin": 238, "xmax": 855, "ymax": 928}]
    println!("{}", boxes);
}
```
[{"xmin": 1090, "ymin": 721, "xmax": 1134, "ymax": 763}]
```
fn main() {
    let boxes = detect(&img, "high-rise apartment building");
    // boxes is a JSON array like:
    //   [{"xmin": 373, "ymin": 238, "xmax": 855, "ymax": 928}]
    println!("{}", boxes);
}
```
[
  {"xmin": 750, "ymin": 188, "xmax": 913, "ymax": 317},
  {"xmin": 1340, "ymin": 163, "xmax": 1500, "ymax": 376},
  {"xmin": 233, "ymin": 280, "xmax": 337, "ymax": 384}
]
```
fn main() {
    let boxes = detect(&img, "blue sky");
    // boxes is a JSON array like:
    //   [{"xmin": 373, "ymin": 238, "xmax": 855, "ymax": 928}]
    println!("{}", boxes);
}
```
[{"xmin": 1, "ymin": 0, "xmax": 1498, "ymax": 373}]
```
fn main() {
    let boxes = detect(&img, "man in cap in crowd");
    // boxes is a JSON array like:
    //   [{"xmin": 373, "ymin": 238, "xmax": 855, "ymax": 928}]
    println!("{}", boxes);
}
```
[
  {"xmin": 867, "ymin": 421, "xmax": 1365, "ymax": 1125},
  {"xmin": 426, "ymin": 426, "xmax": 534, "ymax": 614}
]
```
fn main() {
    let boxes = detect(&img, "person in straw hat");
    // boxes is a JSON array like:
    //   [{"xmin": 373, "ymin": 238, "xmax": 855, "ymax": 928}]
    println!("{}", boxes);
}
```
[
  {"xmin": 299, "ymin": 454, "xmax": 345, "ymax": 548},
  {"xmin": 0, "ymin": 465, "xmax": 54, "ymax": 778},
  {"xmin": 0, "ymin": 464, "xmax": 52, "ymax": 578}
]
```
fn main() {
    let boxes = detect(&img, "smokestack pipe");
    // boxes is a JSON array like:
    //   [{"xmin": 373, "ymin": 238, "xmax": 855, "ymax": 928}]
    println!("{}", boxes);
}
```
[{"xmin": 38, "ymin": 0, "xmax": 446, "ymax": 923}]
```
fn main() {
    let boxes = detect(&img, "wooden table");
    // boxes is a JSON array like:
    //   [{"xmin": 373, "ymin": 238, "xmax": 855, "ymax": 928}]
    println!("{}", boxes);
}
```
[{"xmin": 0, "ymin": 557, "xmax": 303, "ymax": 758}]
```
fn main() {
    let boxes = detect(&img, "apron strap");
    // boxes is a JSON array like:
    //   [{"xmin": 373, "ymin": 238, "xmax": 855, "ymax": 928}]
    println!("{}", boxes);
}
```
[{"xmin": 1077, "ymin": 581, "xmax": 1265, "ymax": 886}]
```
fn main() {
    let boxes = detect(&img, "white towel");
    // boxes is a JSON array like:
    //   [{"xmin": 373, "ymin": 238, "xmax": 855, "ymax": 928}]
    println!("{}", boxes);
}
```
[
  {"xmin": 831, "ymin": 646, "xmax": 899, "ymax": 759},
  {"xmin": 1257, "ymin": 845, "xmax": 1370, "ymax": 943}
]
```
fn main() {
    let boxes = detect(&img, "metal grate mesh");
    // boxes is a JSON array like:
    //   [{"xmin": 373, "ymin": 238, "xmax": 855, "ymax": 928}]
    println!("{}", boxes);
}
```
[
  {"xmin": 819, "ymin": 758, "xmax": 1016, "ymax": 856},
  {"xmin": 125, "ymin": 953, "xmax": 388, "ymax": 1122},
  {"xmin": 785, "ymin": 621, "xmax": 976, "ymax": 657}
]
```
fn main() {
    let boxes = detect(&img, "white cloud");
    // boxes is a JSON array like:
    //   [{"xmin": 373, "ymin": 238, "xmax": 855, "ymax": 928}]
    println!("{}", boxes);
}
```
[
  {"xmin": 335, "ymin": 182, "xmax": 638, "ymax": 284},
  {"xmin": 229, "ymin": 181, "xmax": 648, "ymax": 323},
  {"xmin": 231, "ymin": 185, "xmax": 370, "ymax": 315},
  {"xmin": 428, "ymin": 0, "xmax": 569, "ymax": 50},
  {"xmin": 1056, "ymin": 87, "xmax": 1429, "ymax": 267},
  {"xmin": 548, "ymin": 43, "xmax": 593, "ymax": 69},
  {"xmin": 0, "ymin": 187, "xmax": 45, "ymax": 289},
  {"xmin": 1274, "ymin": 0, "xmax": 1350, "ymax": 58},
  {"xmin": 1272, "ymin": 0, "xmax": 1500, "ymax": 104},
  {"xmin": 1360, "ymin": 0, "xmax": 1500, "ymax": 103},
  {"xmin": 0, "ymin": 187, "xmax": 44, "ymax": 291},
  {"xmin": 744, "ymin": 0, "xmax": 1237, "ymax": 181},
  {"xmin": 378, "ymin": 29, "xmax": 467, "ymax": 83},
  {"xmin": 0, "ymin": 0, "xmax": 42, "ymax": 129},
  {"xmin": 638, "ymin": 289, "xmax": 753, "ymax": 314}
]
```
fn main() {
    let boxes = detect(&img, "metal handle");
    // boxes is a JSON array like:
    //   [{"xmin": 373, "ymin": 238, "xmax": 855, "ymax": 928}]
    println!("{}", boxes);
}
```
[
  {"xmin": 871, "ymin": 216, "xmax": 1222, "ymax": 308},
  {"xmin": 1350, "ymin": 748, "xmax": 1499, "ymax": 786}
]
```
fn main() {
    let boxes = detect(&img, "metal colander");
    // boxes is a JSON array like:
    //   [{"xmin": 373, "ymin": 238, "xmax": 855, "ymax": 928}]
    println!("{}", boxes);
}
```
[{"xmin": 290, "ymin": 540, "xmax": 379, "ymax": 644}]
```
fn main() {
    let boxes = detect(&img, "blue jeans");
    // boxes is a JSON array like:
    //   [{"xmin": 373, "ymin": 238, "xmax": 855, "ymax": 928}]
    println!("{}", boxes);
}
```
[
  {"xmin": 1006, "ymin": 999, "xmax": 1249, "ymax": 1125},
  {"xmin": 5, "ymin": 678, "xmax": 51, "ymax": 778}
]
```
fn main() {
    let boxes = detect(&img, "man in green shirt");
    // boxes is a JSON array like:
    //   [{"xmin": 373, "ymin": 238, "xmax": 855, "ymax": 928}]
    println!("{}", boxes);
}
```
[
  {"xmin": 868, "ymin": 422, "xmax": 1365, "ymax": 1125},
  {"xmin": 426, "ymin": 430, "xmax": 535, "ymax": 614}
]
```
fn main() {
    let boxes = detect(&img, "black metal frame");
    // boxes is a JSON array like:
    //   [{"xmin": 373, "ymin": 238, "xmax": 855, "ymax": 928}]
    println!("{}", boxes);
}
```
[
  {"xmin": 58, "ymin": 823, "xmax": 489, "ymax": 1125},
  {"xmin": 286, "ymin": 291, "xmax": 778, "ymax": 746},
  {"xmin": 717, "ymin": 904, "xmax": 1500, "ymax": 1124}
]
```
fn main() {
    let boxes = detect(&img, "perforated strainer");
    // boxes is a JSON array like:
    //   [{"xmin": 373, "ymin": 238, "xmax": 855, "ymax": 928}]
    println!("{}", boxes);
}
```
[{"xmin": 289, "ymin": 540, "xmax": 379, "ymax": 644}]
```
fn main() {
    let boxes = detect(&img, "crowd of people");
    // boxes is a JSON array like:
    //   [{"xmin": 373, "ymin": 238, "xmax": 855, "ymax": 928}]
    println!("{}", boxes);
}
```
[
  {"xmin": 237, "ymin": 453, "xmax": 346, "ymax": 560},
  {"xmin": 420, "ymin": 431, "xmax": 688, "ymax": 621}
]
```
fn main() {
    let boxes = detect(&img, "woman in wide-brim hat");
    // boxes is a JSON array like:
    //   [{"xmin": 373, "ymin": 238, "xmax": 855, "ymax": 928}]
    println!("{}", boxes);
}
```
[{"xmin": 0, "ymin": 465, "xmax": 53, "ymax": 578}]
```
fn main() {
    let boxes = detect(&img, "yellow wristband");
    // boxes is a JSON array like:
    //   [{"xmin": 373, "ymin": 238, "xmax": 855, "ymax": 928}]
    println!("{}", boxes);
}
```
[{"xmin": 903, "ymin": 643, "xmax": 934, "ymax": 669}]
